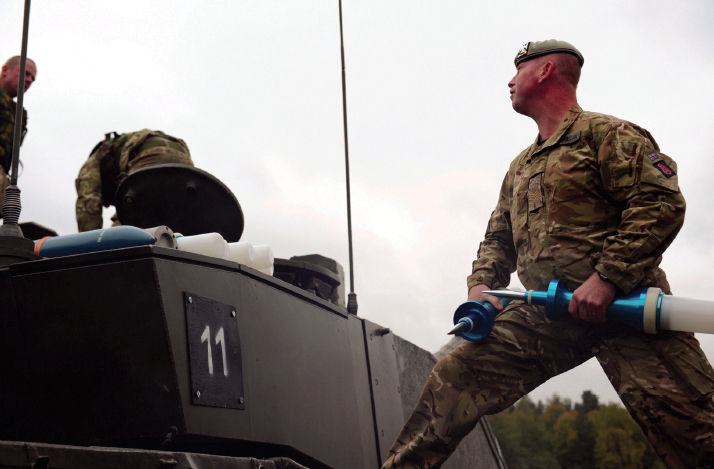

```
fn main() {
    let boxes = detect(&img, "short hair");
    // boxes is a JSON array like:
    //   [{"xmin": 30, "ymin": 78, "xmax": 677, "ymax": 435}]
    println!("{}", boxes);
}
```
[
  {"xmin": 3, "ymin": 56, "xmax": 35, "ymax": 70},
  {"xmin": 553, "ymin": 53, "xmax": 581, "ymax": 89}
]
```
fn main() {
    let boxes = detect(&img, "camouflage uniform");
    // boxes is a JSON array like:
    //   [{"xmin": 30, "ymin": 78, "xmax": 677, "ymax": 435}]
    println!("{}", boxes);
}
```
[
  {"xmin": 75, "ymin": 129, "xmax": 193, "ymax": 231},
  {"xmin": 0, "ymin": 86, "xmax": 27, "ymax": 215},
  {"xmin": 382, "ymin": 106, "xmax": 714, "ymax": 469}
]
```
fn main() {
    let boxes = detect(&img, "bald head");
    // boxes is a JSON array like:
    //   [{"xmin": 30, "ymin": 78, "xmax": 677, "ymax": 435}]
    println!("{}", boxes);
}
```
[
  {"xmin": 0, "ymin": 56, "xmax": 36, "ymax": 97},
  {"xmin": 4, "ymin": 56, "xmax": 22, "ymax": 69}
]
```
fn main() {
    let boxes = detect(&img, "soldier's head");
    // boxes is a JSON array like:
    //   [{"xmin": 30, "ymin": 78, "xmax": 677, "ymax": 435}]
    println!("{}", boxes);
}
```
[
  {"xmin": 0, "ymin": 56, "xmax": 37, "ymax": 98},
  {"xmin": 508, "ymin": 40, "xmax": 582, "ymax": 116}
]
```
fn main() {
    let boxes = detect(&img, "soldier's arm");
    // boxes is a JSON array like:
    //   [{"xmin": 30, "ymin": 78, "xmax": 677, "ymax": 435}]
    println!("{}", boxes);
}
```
[
  {"xmin": 467, "ymin": 171, "xmax": 517, "ymax": 297},
  {"xmin": 594, "ymin": 122, "xmax": 686, "ymax": 293},
  {"xmin": 75, "ymin": 157, "xmax": 104, "ymax": 232},
  {"xmin": 0, "ymin": 104, "xmax": 14, "ymax": 173}
]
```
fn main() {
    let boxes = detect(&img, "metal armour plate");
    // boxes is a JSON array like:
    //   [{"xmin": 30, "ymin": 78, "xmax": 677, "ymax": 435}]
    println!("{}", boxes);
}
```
[{"xmin": 184, "ymin": 292, "xmax": 245, "ymax": 409}]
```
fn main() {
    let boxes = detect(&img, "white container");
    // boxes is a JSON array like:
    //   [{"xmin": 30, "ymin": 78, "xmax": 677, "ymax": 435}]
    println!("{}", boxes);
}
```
[
  {"xmin": 252, "ymin": 244, "xmax": 274, "ymax": 270},
  {"xmin": 176, "ymin": 233, "xmax": 229, "ymax": 259},
  {"xmin": 225, "ymin": 241, "xmax": 256, "ymax": 265}
]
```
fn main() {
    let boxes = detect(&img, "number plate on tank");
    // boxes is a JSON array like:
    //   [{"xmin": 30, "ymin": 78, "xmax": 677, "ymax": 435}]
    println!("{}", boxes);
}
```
[{"xmin": 184, "ymin": 292, "xmax": 245, "ymax": 409}]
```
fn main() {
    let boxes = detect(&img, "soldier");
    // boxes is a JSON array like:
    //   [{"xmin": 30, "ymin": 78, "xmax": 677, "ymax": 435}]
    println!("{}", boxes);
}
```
[
  {"xmin": 75, "ymin": 129, "xmax": 193, "ymax": 231},
  {"xmin": 0, "ymin": 55, "xmax": 37, "ymax": 214},
  {"xmin": 382, "ymin": 40, "xmax": 714, "ymax": 468}
]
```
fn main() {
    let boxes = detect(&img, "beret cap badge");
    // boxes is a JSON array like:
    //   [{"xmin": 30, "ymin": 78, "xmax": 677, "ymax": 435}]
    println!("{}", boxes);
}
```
[
  {"xmin": 514, "ymin": 39, "xmax": 584, "ymax": 66},
  {"xmin": 515, "ymin": 42, "xmax": 530, "ymax": 62}
]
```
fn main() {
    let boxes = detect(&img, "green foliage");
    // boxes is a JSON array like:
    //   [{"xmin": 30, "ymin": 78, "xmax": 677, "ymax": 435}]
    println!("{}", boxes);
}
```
[
  {"xmin": 550, "ymin": 411, "xmax": 576, "ymax": 462},
  {"xmin": 489, "ymin": 396, "xmax": 560, "ymax": 469},
  {"xmin": 589, "ymin": 404, "xmax": 665, "ymax": 469},
  {"xmin": 489, "ymin": 391, "xmax": 665, "ymax": 469},
  {"xmin": 576, "ymin": 390, "xmax": 599, "ymax": 414},
  {"xmin": 542, "ymin": 402, "xmax": 567, "ymax": 431}
]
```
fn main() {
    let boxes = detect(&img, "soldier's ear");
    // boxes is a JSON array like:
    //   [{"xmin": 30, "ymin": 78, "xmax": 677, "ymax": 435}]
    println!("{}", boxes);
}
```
[{"xmin": 538, "ymin": 61, "xmax": 554, "ymax": 83}]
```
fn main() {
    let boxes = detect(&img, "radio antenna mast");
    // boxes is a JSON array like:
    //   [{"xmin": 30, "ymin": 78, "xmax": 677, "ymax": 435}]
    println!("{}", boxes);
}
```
[
  {"xmin": 0, "ymin": 0, "xmax": 38, "ymax": 266},
  {"xmin": 338, "ymin": 0, "xmax": 358, "ymax": 315},
  {"xmin": 8, "ymin": 0, "xmax": 31, "ymax": 189}
]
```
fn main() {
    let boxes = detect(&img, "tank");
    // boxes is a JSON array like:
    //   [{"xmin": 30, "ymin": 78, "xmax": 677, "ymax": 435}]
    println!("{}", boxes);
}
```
[{"xmin": 0, "ymin": 164, "xmax": 507, "ymax": 468}]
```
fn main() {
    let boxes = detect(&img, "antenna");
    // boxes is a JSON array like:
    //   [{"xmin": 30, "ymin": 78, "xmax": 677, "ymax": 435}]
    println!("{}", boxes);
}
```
[
  {"xmin": 338, "ymin": 0, "xmax": 358, "ymax": 315},
  {"xmin": 0, "ymin": 0, "xmax": 38, "ymax": 266},
  {"xmin": 9, "ymin": 0, "xmax": 31, "ymax": 188}
]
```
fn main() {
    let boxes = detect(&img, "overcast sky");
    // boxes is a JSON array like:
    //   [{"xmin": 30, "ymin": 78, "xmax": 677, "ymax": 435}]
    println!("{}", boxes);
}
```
[{"xmin": 2, "ymin": 0, "xmax": 713, "ymax": 405}]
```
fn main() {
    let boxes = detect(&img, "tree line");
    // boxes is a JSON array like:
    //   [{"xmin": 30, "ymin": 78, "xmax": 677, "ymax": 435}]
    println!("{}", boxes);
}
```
[{"xmin": 487, "ymin": 391, "xmax": 665, "ymax": 469}]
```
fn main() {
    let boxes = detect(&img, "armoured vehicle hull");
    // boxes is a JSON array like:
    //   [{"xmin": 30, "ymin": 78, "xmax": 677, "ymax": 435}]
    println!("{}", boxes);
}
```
[{"xmin": 0, "ymin": 245, "xmax": 506, "ymax": 468}]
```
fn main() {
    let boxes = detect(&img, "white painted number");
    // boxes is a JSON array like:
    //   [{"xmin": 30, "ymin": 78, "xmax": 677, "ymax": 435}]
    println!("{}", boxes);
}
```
[
  {"xmin": 201, "ymin": 325, "xmax": 214, "ymax": 375},
  {"xmin": 200, "ymin": 325, "xmax": 229, "ymax": 376},
  {"xmin": 215, "ymin": 327, "xmax": 228, "ymax": 376}
]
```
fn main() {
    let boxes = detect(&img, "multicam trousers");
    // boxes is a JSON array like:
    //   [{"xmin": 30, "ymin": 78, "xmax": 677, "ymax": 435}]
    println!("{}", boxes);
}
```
[{"xmin": 382, "ymin": 302, "xmax": 714, "ymax": 469}]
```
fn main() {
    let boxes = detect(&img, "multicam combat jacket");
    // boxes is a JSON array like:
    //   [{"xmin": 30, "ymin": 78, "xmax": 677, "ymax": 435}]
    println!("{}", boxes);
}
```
[
  {"xmin": 75, "ymin": 129, "xmax": 193, "ymax": 231},
  {"xmin": 468, "ymin": 105, "xmax": 685, "ymax": 294},
  {"xmin": 0, "ymin": 87, "xmax": 27, "ymax": 215},
  {"xmin": 0, "ymin": 86, "xmax": 26, "ymax": 174}
]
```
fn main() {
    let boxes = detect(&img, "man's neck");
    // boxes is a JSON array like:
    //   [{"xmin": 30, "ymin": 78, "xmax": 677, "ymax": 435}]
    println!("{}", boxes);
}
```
[{"xmin": 533, "ymin": 95, "xmax": 578, "ymax": 142}]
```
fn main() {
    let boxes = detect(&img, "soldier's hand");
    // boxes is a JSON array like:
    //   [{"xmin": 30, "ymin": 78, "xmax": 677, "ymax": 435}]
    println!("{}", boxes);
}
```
[
  {"xmin": 467, "ymin": 284, "xmax": 503, "ymax": 311},
  {"xmin": 568, "ymin": 272, "xmax": 616, "ymax": 323}
]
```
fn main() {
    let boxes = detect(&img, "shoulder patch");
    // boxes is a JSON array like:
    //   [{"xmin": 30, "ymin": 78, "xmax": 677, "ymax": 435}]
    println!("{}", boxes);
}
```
[
  {"xmin": 646, "ymin": 152, "xmax": 659, "ymax": 161},
  {"xmin": 654, "ymin": 160, "xmax": 675, "ymax": 178}
]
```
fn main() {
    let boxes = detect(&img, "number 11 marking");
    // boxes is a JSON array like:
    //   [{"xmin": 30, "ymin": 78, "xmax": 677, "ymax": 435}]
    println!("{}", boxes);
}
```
[{"xmin": 200, "ymin": 325, "xmax": 229, "ymax": 376}]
